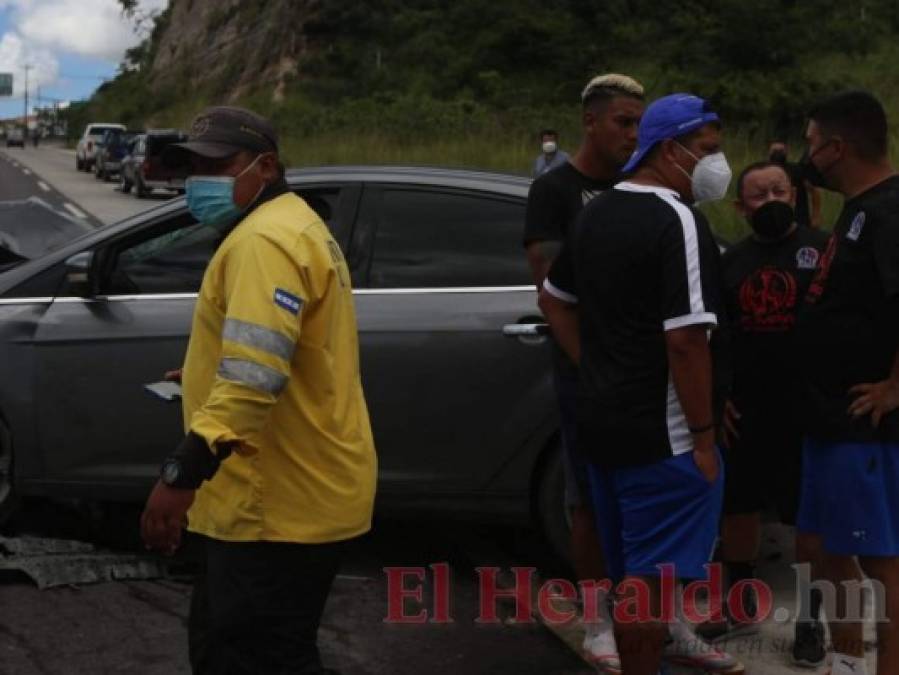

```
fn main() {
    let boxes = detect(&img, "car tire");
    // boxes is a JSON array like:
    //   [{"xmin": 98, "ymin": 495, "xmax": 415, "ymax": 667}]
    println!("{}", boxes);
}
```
[
  {"xmin": 135, "ymin": 176, "xmax": 147, "ymax": 199},
  {"xmin": 120, "ymin": 174, "xmax": 132, "ymax": 194},
  {"xmin": 535, "ymin": 439, "xmax": 574, "ymax": 572},
  {"xmin": 76, "ymin": 156, "xmax": 83, "ymax": 171},
  {"xmin": 0, "ymin": 419, "xmax": 16, "ymax": 526},
  {"xmin": 95, "ymin": 165, "xmax": 105, "ymax": 180}
]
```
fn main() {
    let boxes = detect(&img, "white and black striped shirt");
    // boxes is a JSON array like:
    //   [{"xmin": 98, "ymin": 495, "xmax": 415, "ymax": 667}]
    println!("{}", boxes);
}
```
[{"xmin": 545, "ymin": 181, "xmax": 722, "ymax": 469}]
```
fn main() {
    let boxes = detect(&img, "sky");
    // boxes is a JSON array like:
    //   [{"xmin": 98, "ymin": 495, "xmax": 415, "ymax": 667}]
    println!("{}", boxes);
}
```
[{"xmin": 0, "ymin": 0, "xmax": 168, "ymax": 120}]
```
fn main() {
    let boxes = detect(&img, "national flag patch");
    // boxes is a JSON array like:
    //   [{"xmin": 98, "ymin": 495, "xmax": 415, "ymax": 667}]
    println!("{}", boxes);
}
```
[{"xmin": 274, "ymin": 288, "xmax": 303, "ymax": 315}]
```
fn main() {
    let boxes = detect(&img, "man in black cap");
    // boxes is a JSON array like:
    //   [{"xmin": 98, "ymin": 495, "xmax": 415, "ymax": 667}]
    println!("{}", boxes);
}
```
[{"xmin": 140, "ymin": 106, "xmax": 377, "ymax": 674}]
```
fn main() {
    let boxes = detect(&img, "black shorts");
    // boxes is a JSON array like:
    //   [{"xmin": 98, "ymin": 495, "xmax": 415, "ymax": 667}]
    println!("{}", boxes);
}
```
[{"xmin": 722, "ymin": 406, "xmax": 803, "ymax": 525}]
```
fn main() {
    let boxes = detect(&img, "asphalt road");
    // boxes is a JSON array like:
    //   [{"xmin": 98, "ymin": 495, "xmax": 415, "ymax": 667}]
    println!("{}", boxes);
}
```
[
  {"xmin": 0, "ymin": 147, "xmax": 880, "ymax": 675},
  {"xmin": 0, "ymin": 143, "xmax": 175, "ymax": 226}
]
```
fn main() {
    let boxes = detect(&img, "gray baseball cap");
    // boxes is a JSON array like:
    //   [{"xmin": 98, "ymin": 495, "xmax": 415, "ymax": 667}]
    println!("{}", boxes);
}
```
[{"xmin": 163, "ymin": 106, "xmax": 278, "ymax": 168}]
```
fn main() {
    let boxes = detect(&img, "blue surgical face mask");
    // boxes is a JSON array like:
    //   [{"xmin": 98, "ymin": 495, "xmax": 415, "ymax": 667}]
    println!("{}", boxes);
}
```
[{"xmin": 185, "ymin": 154, "xmax": 265, "ymax": 225}]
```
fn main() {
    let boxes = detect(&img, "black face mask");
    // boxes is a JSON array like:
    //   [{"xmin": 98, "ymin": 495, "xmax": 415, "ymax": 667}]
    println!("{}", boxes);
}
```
[
  {"xmin": 750, "ymin": 200, "xmax": 795, "ymax": 239},
  {"xmin": 799, "ymin": 141, "xmax": 834, "ymax": 189},
  {"xmin": 769, "ymin": 150, "xmax": 788, "ymax": 164}
]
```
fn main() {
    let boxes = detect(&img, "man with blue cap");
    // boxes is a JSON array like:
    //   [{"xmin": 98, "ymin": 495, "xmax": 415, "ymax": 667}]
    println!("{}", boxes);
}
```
[{"xmin": 539, "ymin": 94, "xmax": 738, "ymax": 674}]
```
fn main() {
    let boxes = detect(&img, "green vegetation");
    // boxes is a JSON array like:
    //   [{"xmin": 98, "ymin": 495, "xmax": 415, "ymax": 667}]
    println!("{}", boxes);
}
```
[{"xmin": 65, "ymin": 0, "xmax": 899, "ymax": 240}]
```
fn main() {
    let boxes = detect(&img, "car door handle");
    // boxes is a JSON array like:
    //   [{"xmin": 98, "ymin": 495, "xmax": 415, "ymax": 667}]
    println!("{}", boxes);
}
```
[{"xmin": 503, "ymin": 323, "xmax": 550, "ymax": 345}]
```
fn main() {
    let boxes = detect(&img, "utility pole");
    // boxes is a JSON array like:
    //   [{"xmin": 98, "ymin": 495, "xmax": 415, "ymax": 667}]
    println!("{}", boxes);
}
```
[{"xmin": 23, "ymin": 64, "xmax": 31, "ymax": 131}]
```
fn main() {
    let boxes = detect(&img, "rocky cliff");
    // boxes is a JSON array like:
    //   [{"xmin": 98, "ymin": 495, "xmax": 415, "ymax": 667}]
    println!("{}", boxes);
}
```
[{"xmin": 144, "ymin": 0, "xmax": 319, "ymax": 103}]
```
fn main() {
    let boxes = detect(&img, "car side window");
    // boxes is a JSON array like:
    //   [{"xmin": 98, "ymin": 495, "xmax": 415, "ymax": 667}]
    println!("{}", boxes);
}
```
[
  {"xmin": 292, "ymin": 185, "xmax": 360, "ymax": 254},
  {"xmin": 102, "ymin": 214, "xmax": 224, "ymax": 295},
  {"xmin": 367, "ymin": 188, "xmax": 531, "ymax": 288}
]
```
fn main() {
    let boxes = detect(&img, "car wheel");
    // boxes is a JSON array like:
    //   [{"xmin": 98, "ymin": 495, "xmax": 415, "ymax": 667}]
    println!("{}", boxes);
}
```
[
  {"xmin": 120, "ymin": 174, "xmax": 132, "ymax": 194},
  {"xmin": 0, "ymin": 419, "xmax": 16, "ymax": 525},
  {"xmin": 95, "ymin": 165, "xmax": 105, "ymax": 180},
  {"xmin": 76, "ymin": 156, "xmax": 83, "ymax": 171},
  {"xmin": 535, "ymin": 439, "xmax": 573, "ymax": 571},
  {"xmin": 135, "ymin": 176, "xmax": 147, "ymax": 198}
]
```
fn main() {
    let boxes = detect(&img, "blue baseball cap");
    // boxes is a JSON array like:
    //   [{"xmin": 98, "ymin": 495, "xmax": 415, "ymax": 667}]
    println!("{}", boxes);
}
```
[{"xmin": 621, "ymin": 93, "xmax": 720, "ymax": 173}]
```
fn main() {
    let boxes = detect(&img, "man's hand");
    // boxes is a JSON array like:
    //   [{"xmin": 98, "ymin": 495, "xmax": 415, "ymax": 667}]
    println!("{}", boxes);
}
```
[
  {"xmin": 164, "ymin": 369, "xmax": 183, "ymax": 384},
  {"xmin": 848, "ymin": 379, "xmax": 899, "ymax": 428},
  {"xmin": 720, "ymin": 400, "xmax": 742, "ymax": 449},
  {"xmin": 140, "ymin": 480, "xmax": 195, "ymax": 555},
  {"xmin": 692, "ymin": 430, "xmax": 719, "ymax": 483}
]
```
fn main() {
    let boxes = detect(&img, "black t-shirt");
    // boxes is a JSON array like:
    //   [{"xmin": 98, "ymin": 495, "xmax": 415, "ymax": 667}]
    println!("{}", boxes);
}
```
[
  {"xmin": 545, "ymin": 182, "xmax": 723, "ymax": 469},
  {"xmin": 796, "ymin": 175, "xmax": 899, "ymax": 443},
  {"xmin": 722, "ymin": 226, "xmax": 829, "ymax": 416},
  {"xmin": 523, "ymin": 162, "xmax": 614, "ymax": 245},
  {"xmin": 524, "ymin": 161, "xmax": 615, "ymax": 376}
]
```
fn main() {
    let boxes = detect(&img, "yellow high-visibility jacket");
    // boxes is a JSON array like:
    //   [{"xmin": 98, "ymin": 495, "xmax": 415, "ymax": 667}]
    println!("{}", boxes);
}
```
[{"xmin": 182, "ymin": 191, "xmax": 377, "ymax": 543}]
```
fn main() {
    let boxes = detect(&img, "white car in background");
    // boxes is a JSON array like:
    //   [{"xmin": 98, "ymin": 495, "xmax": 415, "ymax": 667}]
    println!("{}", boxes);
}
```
[{"xmin": 75, "ymin": 123, "xmax": 125, "ymax": 172}]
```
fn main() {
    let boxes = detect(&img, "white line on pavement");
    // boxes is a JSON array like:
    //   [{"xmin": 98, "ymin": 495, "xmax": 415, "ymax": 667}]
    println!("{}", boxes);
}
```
[
  {"xmin": 37, "ymin": 181, "xmax": 50, "ymax": 192},
  {"xmin": 63, "ymin": 202, "xmax": 88, "ymax": 219},
  {"xmin": 22, "ymin": 168, "xmax": 31, "ymax": 175}
]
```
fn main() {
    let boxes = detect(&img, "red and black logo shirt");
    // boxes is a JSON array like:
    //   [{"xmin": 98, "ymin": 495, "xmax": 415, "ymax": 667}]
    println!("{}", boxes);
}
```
[
  {"xmin": 722, "ymin": 226, "xmax": 828, "ymax": 413},
  {"xmin": 796, "ymin": 175, "xmax": 899, "ymax": 443}
]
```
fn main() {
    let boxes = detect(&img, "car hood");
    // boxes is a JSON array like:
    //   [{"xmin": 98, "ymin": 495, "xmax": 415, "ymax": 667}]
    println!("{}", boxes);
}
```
[{"xmin": 0, "ymin": 198, "xmax": 93, "ymax": 262}]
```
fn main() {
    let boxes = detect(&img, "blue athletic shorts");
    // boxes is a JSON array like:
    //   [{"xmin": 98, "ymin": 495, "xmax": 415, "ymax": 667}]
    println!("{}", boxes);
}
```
[
  {"xmin": 797, "ymin": 438, "xmax": 899, "ymax": 557},
  {"xmin": 587, "ymin": 450, "xmax": 724, "ymax": 582}
]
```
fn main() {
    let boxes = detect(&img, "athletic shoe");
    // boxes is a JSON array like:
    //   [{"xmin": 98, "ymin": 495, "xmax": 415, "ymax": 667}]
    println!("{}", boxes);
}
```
[
  {"xmin": 663, "ymin": 619, "xmax": 740, "ymax": 671},
  {"xmin": 792, "ymin": 620, "xmax": 826, "ymax": 668},
  {"xmin": 583, "ymin": 624, "xmax": 622, "ymax": 674},
  {"xmin": 695, "ymin": 586, "xmax": 761, "ymax": 642}
]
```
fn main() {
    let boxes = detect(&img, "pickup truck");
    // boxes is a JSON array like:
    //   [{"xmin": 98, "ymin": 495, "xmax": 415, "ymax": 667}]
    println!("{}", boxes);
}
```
[{"xmin": 75, "ymin": 123, "xmax": 125, "ymax": 171}]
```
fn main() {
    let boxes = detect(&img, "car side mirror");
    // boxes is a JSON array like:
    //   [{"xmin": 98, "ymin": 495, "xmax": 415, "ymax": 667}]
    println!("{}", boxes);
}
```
[{"xmin": 65, "ymin": 251, "xmax": 95, "ymax": 297}]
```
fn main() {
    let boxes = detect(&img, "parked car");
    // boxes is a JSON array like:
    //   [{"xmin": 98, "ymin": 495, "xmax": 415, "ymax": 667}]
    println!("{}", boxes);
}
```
[
  {"xmin": 75, "ymin": 123, "xmax": 125, "ymax": 171},
  {"xmin": 120, "ymin": 130, "xmax": 188, "ymax": 198},
  {"xmin": 94, "ymin": 129, "xmax": 141, "ymax": 182},
  {"xmin": 0, "ymin": 167, "xmax": 568, "ymax": 558},
  {"xmin": 5, "ymin": 128, "xmax": 25, "ymax": 148}
]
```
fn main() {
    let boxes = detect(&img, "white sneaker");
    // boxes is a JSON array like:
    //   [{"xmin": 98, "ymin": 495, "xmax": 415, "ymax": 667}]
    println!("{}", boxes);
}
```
[
  {"xmin": 663, "ymin": 618, "xmax": 739, "ymax": 671},
  {"xmin": 582, "ymin": 623, "xmax": 622, "ymax": 674}
]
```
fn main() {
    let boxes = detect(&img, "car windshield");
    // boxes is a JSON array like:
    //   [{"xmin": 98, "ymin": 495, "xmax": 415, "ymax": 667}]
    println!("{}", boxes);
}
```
[{"xmin": 89, "ymin": 126, "xmax": 122, "ymax": 137}]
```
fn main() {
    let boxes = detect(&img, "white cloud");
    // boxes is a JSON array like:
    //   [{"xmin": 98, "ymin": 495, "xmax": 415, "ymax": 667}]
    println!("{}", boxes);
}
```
[
  {"xmin": 3, "ymin": 0, "xmax": 167, "ymax": 62},
  {"xmin": 0, "ymin": 31, "xmax": 58, "ymax": 96}
]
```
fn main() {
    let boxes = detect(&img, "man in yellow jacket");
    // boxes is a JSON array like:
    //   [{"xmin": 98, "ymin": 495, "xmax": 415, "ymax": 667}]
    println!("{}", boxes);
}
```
[{"xmin": 140, "ymin": 106, "xmax": 377, "ymax": 674}]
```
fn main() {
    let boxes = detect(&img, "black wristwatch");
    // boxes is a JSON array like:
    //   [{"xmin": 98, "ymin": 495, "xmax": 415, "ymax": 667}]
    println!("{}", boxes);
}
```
[{"xmin": 160, "ymin": 459, "xmax": 186, "ymax": 487}]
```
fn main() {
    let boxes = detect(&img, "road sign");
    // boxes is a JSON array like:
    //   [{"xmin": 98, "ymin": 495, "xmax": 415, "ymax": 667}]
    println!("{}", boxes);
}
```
[{"xmin": 0, "ymin": 73, "xmax": 12, "ymax": 96}]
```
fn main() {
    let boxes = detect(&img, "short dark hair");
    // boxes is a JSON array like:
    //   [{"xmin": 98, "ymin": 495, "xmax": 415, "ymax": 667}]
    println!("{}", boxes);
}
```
[
  {"xmin": 808, "ymin": 90, "xmax": 888, "ymax": 161},
  {"xmin": 735, "ymin": 161, "xmax": 791, "ymax": 200},
  {"xmin": 539, "ymin": 129, "xmax": 558, "ymax": 139},
  {"xmin": 583, "ymin": 86, "xmax": 644, "ymax": 112}
]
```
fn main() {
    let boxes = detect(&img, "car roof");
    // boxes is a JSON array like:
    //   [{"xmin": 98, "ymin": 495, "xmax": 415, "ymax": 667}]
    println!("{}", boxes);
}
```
[{"xmin": 286, "ymin": 165, "xmax": 531, "ymax": 196}]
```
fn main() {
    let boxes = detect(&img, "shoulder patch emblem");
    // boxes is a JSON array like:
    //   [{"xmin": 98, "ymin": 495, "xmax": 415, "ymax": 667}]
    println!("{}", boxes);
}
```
[
  {"xmin": 847, "ymin": 211, "xmax": 866, "ymax": 241},
  {"xmin": 274, "ymin": 288, "xmax": 303, "ymax": 315},
  {"xmin": 796, "ymin": 246, "xmax": 820, "ymax": 270}
]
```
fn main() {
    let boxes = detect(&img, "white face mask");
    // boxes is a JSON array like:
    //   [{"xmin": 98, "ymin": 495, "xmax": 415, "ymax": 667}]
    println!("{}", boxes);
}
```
[
  {"xmin": 542, "ymin": 140, "xmax": 558, "ymax": 155},
  {"xmin": 674, "ymin": 143, "xmax": 732, "ymax": 203}
]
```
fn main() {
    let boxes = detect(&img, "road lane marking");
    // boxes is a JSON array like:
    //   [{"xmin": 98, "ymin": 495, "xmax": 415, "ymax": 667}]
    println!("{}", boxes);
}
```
[
  {"xmin": 63, "ymin": 202, "xmax": 88, "ymax": 219},
  {"xmin": 22, "ymin": 168, "xmax": 31, "ymax": 175},
  {"xmin": 37, "ymin": 181, "xmax": 50, "ymax": 192}
]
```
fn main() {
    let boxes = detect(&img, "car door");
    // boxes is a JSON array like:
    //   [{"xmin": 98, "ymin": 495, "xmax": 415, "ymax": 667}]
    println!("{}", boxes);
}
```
[
  {"xmin": 29, "ymin": 184, "xmax": 361, "ymax": 497},
  {"xmin": 350, "ymin": 184, "xmax": 555, "ymax": 497}
]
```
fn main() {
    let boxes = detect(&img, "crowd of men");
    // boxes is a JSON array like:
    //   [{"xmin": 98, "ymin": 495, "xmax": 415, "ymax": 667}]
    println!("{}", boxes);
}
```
[
  {"xmin": 127, "ymin": 77, "xmax": 897, "ymax": 675},
  {"xmin": 531, "ymin": 75, "xmax": 899, "ymax": 675}
]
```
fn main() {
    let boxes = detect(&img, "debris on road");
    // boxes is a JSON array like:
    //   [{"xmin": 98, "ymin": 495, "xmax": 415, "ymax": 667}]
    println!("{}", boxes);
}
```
[{"xmin": 0, "ymin": 535, "xmax": 169, "ymax": 589}]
